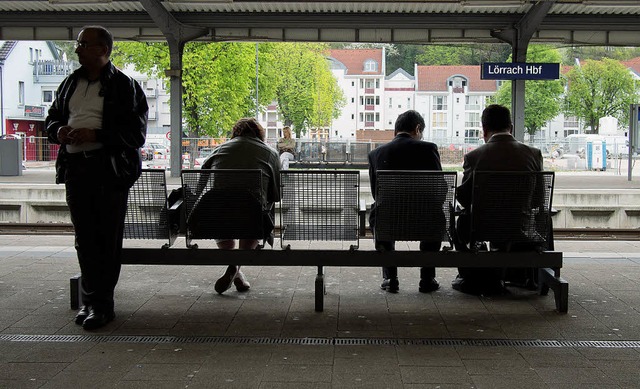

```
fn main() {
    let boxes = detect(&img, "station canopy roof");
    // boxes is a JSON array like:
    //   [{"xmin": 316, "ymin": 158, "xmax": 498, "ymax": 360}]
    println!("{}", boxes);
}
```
[{"xmin": 1, "ymin": 0, "xmax": 639, "ymax": 46}]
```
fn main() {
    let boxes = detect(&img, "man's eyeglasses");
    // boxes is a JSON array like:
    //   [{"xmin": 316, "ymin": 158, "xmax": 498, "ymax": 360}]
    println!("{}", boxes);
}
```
[{"xmin": 75, "ymin": 41, "xmax": 103, "ymax": 49}]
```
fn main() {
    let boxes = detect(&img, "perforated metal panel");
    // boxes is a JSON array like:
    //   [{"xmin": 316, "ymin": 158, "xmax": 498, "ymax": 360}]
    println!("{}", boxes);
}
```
[
  {"xmin": 373, "ymin": 171, "xmax": 457, "ymax": 244},
  {"xmin": 470, "ymin": 171, "xmax": 554, "ymax": 248},
  {"xmin": 280, "ymin": 171, "xmax": 360, "ymax": 246},
  {"xmin": 349, "ymin": 143, "xmax": 371, "ymax": 163},
  {"xmin": 182, "ymin": 169, "xmax": 265, "ymax": 243},
  {"xmin": 325, "ymin": 142, "xmax": 347, "ymax": 162},
  {"xmin": 124, "ymin": 169, "xmax": 171, "ymax": 242},
  {"xmin": 298, "ymin": 142, "xmax": 323, "ymax": 162}
]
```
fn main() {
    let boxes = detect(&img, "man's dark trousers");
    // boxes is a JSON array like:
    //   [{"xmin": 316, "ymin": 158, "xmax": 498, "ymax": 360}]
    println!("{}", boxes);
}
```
[
  {"xmin": 65, "ymin": 153, "xmax": 129, "ymax": 313},
  {"xmin": 376, "ymin": 240, "xmax": 441, "ymax": 280}
]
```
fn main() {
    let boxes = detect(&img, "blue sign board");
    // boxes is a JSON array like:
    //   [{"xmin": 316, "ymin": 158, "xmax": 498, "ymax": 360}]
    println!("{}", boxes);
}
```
[{"xmin": 481, "ymin": 62, "xmax": 560, "ymax": 80}]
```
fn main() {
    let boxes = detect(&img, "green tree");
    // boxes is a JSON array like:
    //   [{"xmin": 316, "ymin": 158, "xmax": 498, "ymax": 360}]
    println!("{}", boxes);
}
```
[
  {"xmin": 112, "ymin": 41, "xmax": 277, "ymax": 139},
  {"xmin": 561, "ymin": 46, "xmax": 640, "ymax": 65},
  {"xmin": 416, "ymin": 44, "xmax": 510, "ymax": 66},
  {"xmin": 273, "ymin": 43, "xmax": 344, "ymax": 136},
  {"xmin": 493, "ymin": 45, "xmax": 565, "ymax": 137},
  {"xmin": 564, "ymin": 58, "xmax": 638, "ymax": 134}
]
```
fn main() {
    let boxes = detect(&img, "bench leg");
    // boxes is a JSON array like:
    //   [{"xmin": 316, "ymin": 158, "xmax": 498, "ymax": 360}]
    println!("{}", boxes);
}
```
[
  {"xmin": 315, "ymin": 266, "xmax": 325, "ymax": 312},
  {"xmin": 70, "ymin": 274, "xmax": 82, "ymax": 310},
  {"xmin": 538, "ymin": 267, "xmax": 569, "ymax": 313}
]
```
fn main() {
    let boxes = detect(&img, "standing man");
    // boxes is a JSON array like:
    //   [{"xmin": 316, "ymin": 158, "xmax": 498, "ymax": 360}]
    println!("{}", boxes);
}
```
[
  {"xmin": 454, "ymin": 104, "xmax": 543, "ymax": 294},
  {"xmin": 368, "ymin": 110, "xmax": 442, "ymax": 293},
  {"xmin": 46, "ymin": 26, "xmax": 148, "ymax": 330}
]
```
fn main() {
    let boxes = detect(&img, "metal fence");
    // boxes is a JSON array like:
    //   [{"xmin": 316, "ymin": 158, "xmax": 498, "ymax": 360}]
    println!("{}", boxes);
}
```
[{"xmin": 22, "ymin": 136, "xmax": 634, "ymax": 172}]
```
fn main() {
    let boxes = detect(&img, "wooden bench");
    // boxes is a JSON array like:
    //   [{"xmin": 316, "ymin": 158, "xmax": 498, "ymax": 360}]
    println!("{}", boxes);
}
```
[{"xmin": 69, "ymin": 169, "xmax": 568, "ymax": 313}]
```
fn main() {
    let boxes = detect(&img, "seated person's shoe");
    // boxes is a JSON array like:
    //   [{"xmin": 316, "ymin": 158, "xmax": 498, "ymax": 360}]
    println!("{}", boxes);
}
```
[
  {"xmin": 451, "ymin": 275, "xmax": 482, "ymax": 295},
  {"xmin": 233, "ymin": 271, "xmax": 251, "ymax": 292},
  {"xmin": 419, "ymin": 277, "xmax": 440, "ymax": 293},
  {"xmin": 215, "ymin": 265, "xmax": 239, "ymax": 294},
  {"xmin": 452, "ymin": 275, "xmax": 506, "ymax": 296},
  {"xmin": 380, "ymin": 278, "xmax": 399, "ymax": 293},
  {"xmin": 74, "ymin": 305, "xmax": 91, "ymax": 325},
  {"xmin": 82, "ymin": 309, "xmax": 115, "ymax": 330}
]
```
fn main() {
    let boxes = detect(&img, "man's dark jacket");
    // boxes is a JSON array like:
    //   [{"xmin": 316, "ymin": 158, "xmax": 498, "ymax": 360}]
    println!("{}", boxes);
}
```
[
  {"xmin": 368, "ymin": 133, "xmax": 443, "ymax": 229},
  {"xmin": 457, "ymin": 133, "xmax": 543, "ymax": 210},
  {"xmin": 46, "ymin": 62, "xmax": 148, "ymax": 187}
]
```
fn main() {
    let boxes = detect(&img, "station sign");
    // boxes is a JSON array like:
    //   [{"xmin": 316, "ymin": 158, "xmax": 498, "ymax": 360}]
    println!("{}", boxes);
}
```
[{"xmin": 481, "ymin": 63, "xmax": 560, "ymax": 80}]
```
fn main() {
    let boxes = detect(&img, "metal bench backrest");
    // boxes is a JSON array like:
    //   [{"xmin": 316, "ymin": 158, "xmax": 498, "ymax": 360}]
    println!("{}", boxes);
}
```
[
  {"xmin": 470, "ymin": 171, "xmax": 554, "ymax": 249},
  {"xmin": 182, "ymin": 169, "xmax": 265, "ymax": 247},
  {"xmin": 123, "ymin": 169, "xmax": 178, "ymax": 248},
  {"xmin": 280, "ymin": 170, "xmax": 360, "ymax": 249},
  {"xmin": 373, "ymin": 170, "xmax": 457, "ymax": 246}
]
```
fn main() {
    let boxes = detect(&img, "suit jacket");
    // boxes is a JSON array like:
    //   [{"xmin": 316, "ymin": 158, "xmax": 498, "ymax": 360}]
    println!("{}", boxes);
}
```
[
  {"xmin": 368, "ymin": 133, "xmax": 442, "ymax": 229},
  {"xmin": 457, "ymin": 133, "xmax": 543, "ymax": 210}
]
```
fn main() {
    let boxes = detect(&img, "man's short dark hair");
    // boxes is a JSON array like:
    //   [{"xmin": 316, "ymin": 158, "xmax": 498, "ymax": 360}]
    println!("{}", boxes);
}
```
[
  {"xmin": 482, "ymin": 104, "xmax": 512, "ymax": 133},
  {"xmin": 395, "ymin": 110, "xmax": 425, "ymax": 135},
  {"xmin": 83, "ymin": 25, "xmax": 113, "ymax": 57}
]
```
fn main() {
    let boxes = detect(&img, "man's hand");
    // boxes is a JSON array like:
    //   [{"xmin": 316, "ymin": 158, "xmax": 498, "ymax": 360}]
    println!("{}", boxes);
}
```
[
  {"xmin": 57, "ymin": 126, "xmax": 73, "ymax": 144},
  {"xmin": 68, "ymin": 128, "xmax": 97, "ymax": 145}
]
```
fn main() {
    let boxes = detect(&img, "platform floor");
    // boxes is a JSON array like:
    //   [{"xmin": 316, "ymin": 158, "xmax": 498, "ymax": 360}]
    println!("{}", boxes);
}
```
[{"xmin": 0, "ymin": 235, "xmax": 639, "ymax": 388}]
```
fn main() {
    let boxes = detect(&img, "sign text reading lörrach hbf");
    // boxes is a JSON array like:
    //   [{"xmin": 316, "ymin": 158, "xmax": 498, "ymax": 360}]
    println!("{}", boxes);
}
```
[{"xmin": 481, "ymin": 63, "xmax": 560, "ymax": 80}]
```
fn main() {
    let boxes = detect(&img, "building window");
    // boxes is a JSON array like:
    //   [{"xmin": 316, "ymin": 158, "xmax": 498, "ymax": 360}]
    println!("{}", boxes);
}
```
[
  {"xmin": 365, "ymin": 79, "xmax": 375, "ymax": 89},
  {"xmin": 18, "ymin": 81, "xmax": 25, "ymax": 106},
  {"xmin": 564, "ymin": 116, "xmax": 579, "ymax": 127},
  {"xmin": 465, "ymin": 112, "xmax": 481, "ymax": 128},
  {"xmin": 351, "ymin": 114, "xmax": 354, "ymax": 119},
  {"xmin": 432, "ymin": 112, "xmax": 447, "ymax": 128},
  {"xmin": 364, "ymin": 59, "xmax": 378, "ymax": 72},
  {"xmin": 388, "ymin": 98, "xmax": 392, "ymax": 108},
  {"xmin": 43, "ymin": 90, "xmax": 53, "ymax": 103},
  {"xmin": 375, "ymin": 113, "xmax": 380, "ymax": 122},
  {"xmin": 432, "ymin": 96, "xmax": 447, "ymax": 111},
  {"xmin": 564, "ymin": 129, "xmax": 579, "ymax": 137},
  {"xmin": 375, "ymin": 96, "xmax": 380, "ymax": 105},
  {"xmin": 465, "ymin": 95, "xmax": 482, "ymax": 111},
  {"xmin": 365, "ymin": 96, "xmax": 375, "ymax": 105},
  {"xmin": 29, "ymin": 48, "xmax": 33, "ymax": 63},
  {"xmin": 351, "ymin": 98, "xmax": 355, "ymax": 103},
  {"xmin": 407, "ymin": 97, "xmax": 411, "ymax": 108},
  {"xmin": 359, "ymin": 113, "xmax": 363, "ymax": 122},
  {"xmin": 360, "ymin": 96, "xmax": 364, "ymax": 105},
  {"xmin": 376, "ymin": 79, "xmax": 380, "ymax": 88},
  {"xmin": 365, "ymin": 113, "xmax": 375, "ymax": 122},
  {"xmin": 360, "ymin": 79, "xmax": 364, "ymax": 88},
  {"xmin": 465, "ymin": 129, "xmax": 481, "ymax": 143},
  {"xmin": 352, "ymin": 81, "xmax": 355, "ymax": 87}
]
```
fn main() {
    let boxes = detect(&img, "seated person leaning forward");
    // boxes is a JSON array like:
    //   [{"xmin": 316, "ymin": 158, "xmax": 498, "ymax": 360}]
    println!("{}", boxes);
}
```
[
  {"xmin": 277, "ymin": 126, "xmax": 296, "ymax": 170},
  {"xmin": 368, "ymin": 110, "xmax": 443, "ymax": 294},
  {"xmin": 454, "ymin": 104, "xmax": 543, "ymax": 295},
  {"xmin": 200, "ymin": 118, "xmax": 281, "ymax": 294}
]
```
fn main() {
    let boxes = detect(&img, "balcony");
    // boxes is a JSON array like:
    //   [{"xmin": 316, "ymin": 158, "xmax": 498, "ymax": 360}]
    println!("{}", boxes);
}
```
[
  {"xmin": 144, "ymin": 89, "xmax": 158, "ymax": 99},
  {"xmin": 364, "ymin": 104, "xmax": 375, "ymax": 111},
  {"xmin": 365, "ymin": 88, "xmax": 374, "ymax": 94},
  {"xmin": 364, "ymin": 121, "xmax": 375, "ymax": 127},
  {"xmin": 32, "ymin": 60, "xmax": 78, "ymax": 84}
]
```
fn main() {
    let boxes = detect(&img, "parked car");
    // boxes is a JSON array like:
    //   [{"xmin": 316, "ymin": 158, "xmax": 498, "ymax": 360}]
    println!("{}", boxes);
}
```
[
  {"xmin": 139, "ymin": 145, "xmax": 154, "ymax": 161},
  {"xmin": 194, "ymin": 148, "xmax": 215, "ymax": 169},
  {"xmin": 147, "ymin": 143, "xmax": 170, "ymax": 157}
]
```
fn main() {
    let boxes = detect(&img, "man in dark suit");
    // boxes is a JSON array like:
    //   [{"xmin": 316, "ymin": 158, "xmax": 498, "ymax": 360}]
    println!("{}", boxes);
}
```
[
  {"xmin": 454, "ymin": 104, "xmax": 543, "ymax": 294},
  {"xmin": 368, "ymin": 110, "xmax": 442, "ymax": 293}
]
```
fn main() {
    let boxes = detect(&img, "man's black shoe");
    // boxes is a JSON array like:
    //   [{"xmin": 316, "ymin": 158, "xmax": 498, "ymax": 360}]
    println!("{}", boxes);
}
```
[
  {"xmin": 380, "ymin": 278, "xmax": 399, "ymax": 293},
  {"xmin": 451, "ymin": 275, "xmax": 507, "ymax": 296},
  {"xmin": 74, "ymin": 305, "xmax": 91, "ymax": 325},
  {"xmin": 419, "ymin": 277, "xmax": 440, "ymax": 293},
  {"xmin": 82, "ymin": 309, "xmax": 115, "ymax": 330}
]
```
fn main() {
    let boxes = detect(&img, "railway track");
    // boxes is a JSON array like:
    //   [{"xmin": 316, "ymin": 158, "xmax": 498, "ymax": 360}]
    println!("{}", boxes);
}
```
[{"xmin": 0, "ymin": 223, "xmax": 638, "ymax": 240}]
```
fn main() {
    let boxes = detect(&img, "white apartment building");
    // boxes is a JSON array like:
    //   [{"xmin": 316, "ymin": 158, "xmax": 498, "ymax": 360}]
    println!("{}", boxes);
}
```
[{"xmin": 329, "ymin": 48, "xmax": 386, "ymax": 139}]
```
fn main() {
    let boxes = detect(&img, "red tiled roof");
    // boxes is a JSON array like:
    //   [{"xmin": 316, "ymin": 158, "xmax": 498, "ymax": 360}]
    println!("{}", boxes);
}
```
[
  {"xmin": 416, "ymin": 65, "xmax": 497, "ymax": 92},
  {"xmin": 622, "ymin": 57, "xmax": 640, "ymax": 75},
  {"xmin": 329, "ymin": 49, "xmax": 383, "ymax": 76}
]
